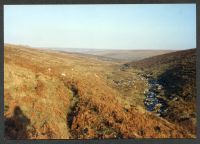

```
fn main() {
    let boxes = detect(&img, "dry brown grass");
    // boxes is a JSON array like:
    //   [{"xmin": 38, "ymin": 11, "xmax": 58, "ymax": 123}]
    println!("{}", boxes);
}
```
[
  {"xmin": 127, "ymin": 48, "xmax": 196, "ymax": 136},
  {"xmin": 4, "ymin": 44, "xmax": 195, "ymax": 139}
]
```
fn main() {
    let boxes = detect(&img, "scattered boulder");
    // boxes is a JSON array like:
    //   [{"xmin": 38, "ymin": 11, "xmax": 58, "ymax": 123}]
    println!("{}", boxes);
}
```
[{"xmin": 61, "ymin": 73, "xmax": 66, "ymax": 76}]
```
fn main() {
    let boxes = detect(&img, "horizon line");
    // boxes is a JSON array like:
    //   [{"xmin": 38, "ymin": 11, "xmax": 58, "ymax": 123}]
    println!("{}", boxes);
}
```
[{"xmin": 4, "ymin": 43, "xmax": 196, "ymax": 51}]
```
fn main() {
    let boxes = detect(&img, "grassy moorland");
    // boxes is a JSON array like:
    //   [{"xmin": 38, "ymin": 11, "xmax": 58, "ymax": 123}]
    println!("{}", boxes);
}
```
[
  {"xmin": 126, "ymin": 49, "xmax": 196, "ymax": 134},
  {"xmin": 4, "ymin": 44, "xmax": 196, "ymax": 139}
]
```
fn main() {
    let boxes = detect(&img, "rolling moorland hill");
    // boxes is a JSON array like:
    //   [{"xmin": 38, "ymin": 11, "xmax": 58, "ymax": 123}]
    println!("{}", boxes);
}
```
[
  {"xmin": 83, "ymin": 49, "xmax": 174, "ymax": 61},
  {"xmin": 4, "ymin": 44, "xmax": 195, "ymax": 139},
  {"xmin": 47, "ymin": 48, "xmax": 174, "ymax": 61},
  {"xmin": 125, "ymin": 49, "xmax": 196, "ymax": 134}
]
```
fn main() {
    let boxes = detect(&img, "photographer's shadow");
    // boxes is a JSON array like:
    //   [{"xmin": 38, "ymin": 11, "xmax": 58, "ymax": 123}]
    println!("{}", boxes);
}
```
[{"xmin": 5, "ymin": 106, "xmax": 31, "ymax": 139}]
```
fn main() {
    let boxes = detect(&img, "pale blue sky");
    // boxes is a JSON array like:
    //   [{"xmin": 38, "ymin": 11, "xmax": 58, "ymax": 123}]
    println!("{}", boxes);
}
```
[{"xmin": 4, "ymin": 4, "xmax": 196, "ymax": 50}]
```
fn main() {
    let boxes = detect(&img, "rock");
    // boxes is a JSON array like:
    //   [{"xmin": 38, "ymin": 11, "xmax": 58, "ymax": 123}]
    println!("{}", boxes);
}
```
[
  {"xmin": 172, "ymin": 97, "xmax": 178, "ymax": 101},
  {"xmin": 83, "ymin": 128, "xmax": 88, "ymax": 134},
  {"xmin": 154, "ymin": 126, "xmax": 161, "ymax": 132},
  {"xmin": 147, "ymin": 92, "xmax": 156, "ymax": 98},
  {"xmin": 157, "ymin": 85, "xmax": 163, "ymax": 90},
  {"xmin": 94, "ymin": 74, "xmax": 99, "ymax": 78},
  {"xmin": 156, "ymin": 113, "xmax": 161, "ymax": 117},
  {"xmin": 61, "ymin": 73, "xmax": 66, "ymax": 76}
]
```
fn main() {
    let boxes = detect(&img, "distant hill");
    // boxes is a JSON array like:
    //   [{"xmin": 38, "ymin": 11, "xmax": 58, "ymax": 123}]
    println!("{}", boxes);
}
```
[
  {"xmin": 47, "ymin": 48, "xmax": 174, "ymax": 61},
  {"xmin": 84, "ymin": 49, "xmax": 174, "ymax": 61}
]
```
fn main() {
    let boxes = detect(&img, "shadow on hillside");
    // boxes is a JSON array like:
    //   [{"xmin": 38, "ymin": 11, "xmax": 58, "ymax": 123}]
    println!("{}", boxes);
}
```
[
  {"xmin": 158, "ymin": 67, "xmax": 186, "ymax": 98},
  {"xmin": 5, "ymin": 106, "xmax": 30, "ymax": 139},
  {"xmin": 157, "ymin": 63, "xmax": 195, "ymax": 101}
]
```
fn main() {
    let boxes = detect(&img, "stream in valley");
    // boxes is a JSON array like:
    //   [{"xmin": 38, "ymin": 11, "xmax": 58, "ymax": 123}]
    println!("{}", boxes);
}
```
[{"xmin": 143, "ymin": 74, "xmax": 169, "ymax": 117}]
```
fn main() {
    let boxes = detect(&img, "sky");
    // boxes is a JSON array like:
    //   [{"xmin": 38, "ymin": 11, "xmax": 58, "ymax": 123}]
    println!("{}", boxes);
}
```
[{"xmin": 4, "ymin": 4, "xmax": 196, "ymax": 50}]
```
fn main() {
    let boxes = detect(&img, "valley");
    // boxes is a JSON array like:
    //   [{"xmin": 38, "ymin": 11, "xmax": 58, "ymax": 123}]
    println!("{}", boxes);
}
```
[{"xmin": 4, "ymin": 44, "xmax": 196, "ymax": 139}]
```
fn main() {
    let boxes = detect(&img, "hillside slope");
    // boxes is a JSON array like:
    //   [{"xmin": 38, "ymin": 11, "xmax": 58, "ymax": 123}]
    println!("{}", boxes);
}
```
[
  {"xmin": 125, "ymin": 49, "xmax": 196, "ymax": 134},
  {"xmin": 4, "ymin": 44, "xmax": 195, "ymax": 139}
]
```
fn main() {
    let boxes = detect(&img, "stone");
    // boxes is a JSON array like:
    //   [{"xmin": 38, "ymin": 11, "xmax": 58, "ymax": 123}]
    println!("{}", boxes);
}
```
[{"xmin": 61, "ymin": 73, "xmax": 66, "ymax": 76}]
